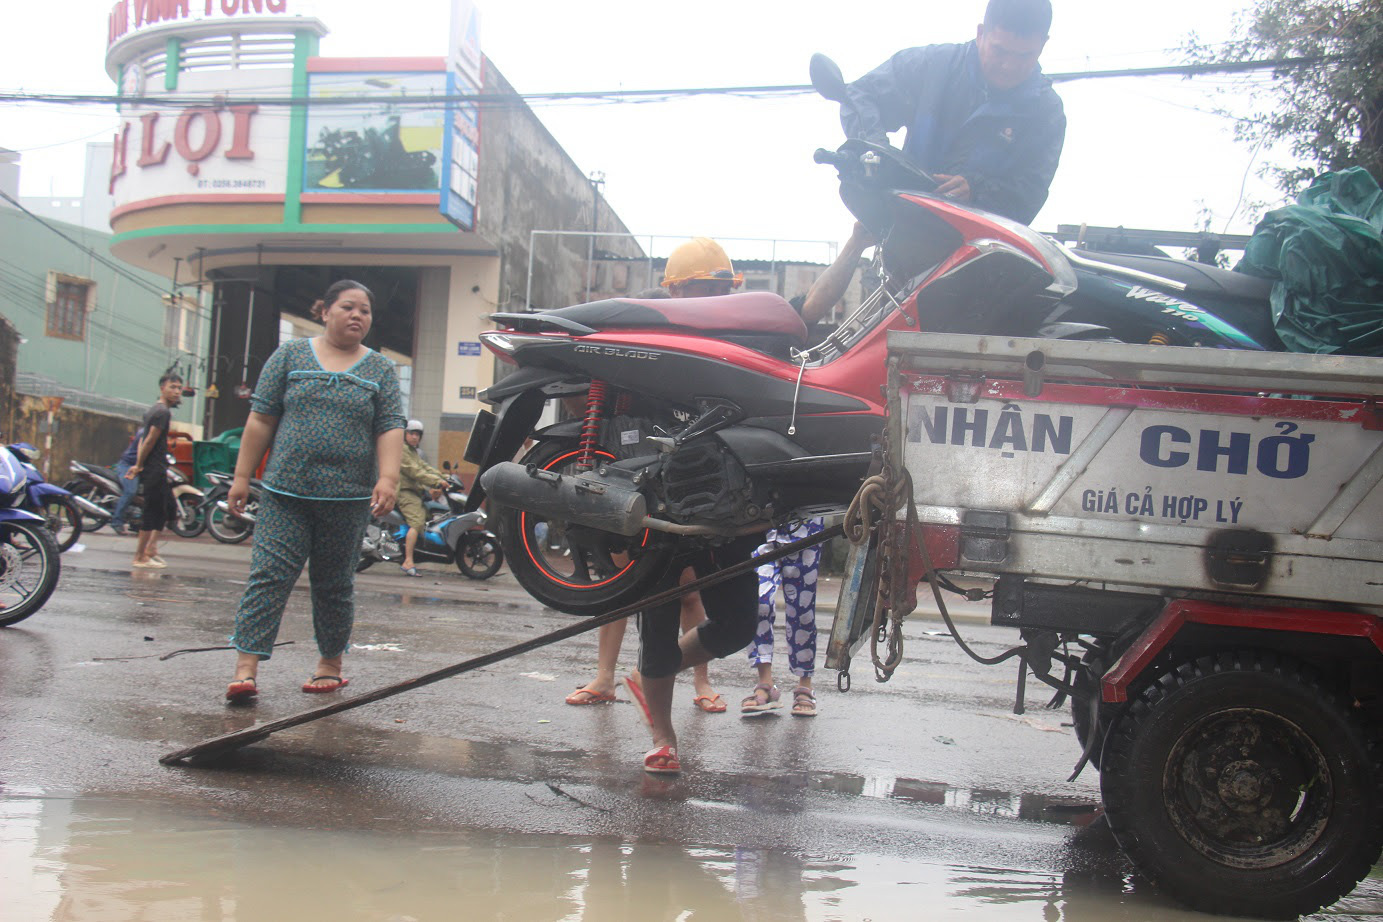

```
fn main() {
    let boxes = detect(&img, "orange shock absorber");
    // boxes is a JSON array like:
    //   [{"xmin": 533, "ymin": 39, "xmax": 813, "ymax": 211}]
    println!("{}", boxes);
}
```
[
  {"xmin": 577, "ymin": 379, "xmax": 607, "ymax": 471},
  {"xmin": 1148, "ymin": 332, "xmax": 1171, "ymax": 346}
]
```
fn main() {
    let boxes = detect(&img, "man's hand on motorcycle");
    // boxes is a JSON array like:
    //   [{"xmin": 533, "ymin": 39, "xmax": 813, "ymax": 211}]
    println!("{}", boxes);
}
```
[
  {"xmin": 372, "ymin": 479, "xmax": 398, "ymax": 516},
  {"xmin": 934, "ymin": 174, "xmax": 972, "ymax": 202}
]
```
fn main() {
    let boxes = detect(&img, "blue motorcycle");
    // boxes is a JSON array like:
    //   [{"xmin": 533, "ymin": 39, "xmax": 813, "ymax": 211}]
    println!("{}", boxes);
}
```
[
  {"xmin": 6, "ymin": 443, "xmax": 109, "ymax": 552},
  {"xmin": 0, "ymin": 444, "xmax": 62, "ymax": 626},
  {"xmin": 357, "ymin": 475, "xmax": 503, "ymax": 579}
]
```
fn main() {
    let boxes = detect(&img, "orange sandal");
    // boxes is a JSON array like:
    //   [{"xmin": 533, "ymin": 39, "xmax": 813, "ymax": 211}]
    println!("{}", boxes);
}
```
[
  {"xmin": 692, "ymin": 693, "xmax": 727, "ymax": 713},
  {"xmin": 643, "ymin": 745, "xmax": 681, "ymax": 774},
  {"xmin": 565, "ymin": 687, "xmax": 617, "ymax": 705}
]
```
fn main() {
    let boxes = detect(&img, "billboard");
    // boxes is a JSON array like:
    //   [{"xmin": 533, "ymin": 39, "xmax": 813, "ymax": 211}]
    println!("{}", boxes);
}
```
[{"xmin": 303, "ymin": 71, "xmax": 446, "ymax": 193}]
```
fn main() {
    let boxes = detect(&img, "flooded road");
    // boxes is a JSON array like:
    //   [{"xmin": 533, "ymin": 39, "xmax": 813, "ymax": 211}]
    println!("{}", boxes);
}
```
[{"xmin": 2, "ymin": 534, "xmax": 1381, "ymax": 920}]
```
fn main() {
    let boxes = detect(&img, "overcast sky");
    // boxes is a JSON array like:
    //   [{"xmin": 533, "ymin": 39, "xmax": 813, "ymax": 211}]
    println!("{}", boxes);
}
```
[{"xmin": 2, "ymin": 0, "xmax": 1286, "ymax": 262}]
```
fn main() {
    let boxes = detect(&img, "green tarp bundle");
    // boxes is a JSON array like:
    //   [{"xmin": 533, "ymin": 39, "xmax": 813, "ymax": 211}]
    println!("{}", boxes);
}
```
[{"xmin": 1237, "ymin": 167, "xmax": 1383, "ymax": 356}]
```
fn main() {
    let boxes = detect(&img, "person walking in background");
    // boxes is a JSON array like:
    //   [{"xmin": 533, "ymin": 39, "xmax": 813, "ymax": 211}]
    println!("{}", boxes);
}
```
[
  {"xmin": 565, "ymin": 238, "xmax": 743, "ymax": 716},
  {"xmin": 742, "ymin": 518, "xmax": 826, "ymax": 717},
  {"xmin": 126, "ymin": 374, "xmax": 183, "ymax": 568},
  {"xmin": 224, "ymin": 279, "xmax": 405, "ymax": 704},
  {"xmin": 397, "ymin": 419, "xmax": 448, "ymax": 577},
  {"xmin": 109, "ymin": 426, "xmax": 143, "ymax": 536}
]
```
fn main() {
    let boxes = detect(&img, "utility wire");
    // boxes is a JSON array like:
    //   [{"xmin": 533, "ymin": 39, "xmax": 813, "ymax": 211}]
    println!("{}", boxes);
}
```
[
  {"xmin": 0, "ymin": 188, "xmax": 172, "ymax": 301},
  {"xmin": 0, "ymin": 56, "xmax": 1337, "ymax": 111}
]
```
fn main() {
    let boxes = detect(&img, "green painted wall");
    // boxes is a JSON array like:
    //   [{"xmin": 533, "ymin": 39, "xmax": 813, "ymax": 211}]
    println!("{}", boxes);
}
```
[{"xmin": 0, "ymin": 207, "xmax": 199, "ymax": 427}]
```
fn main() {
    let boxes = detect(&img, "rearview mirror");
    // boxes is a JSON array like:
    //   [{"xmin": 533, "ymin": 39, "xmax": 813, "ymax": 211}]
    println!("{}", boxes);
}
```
[{"xmin": 809, "ymin": 53, "xmax": 848, "ymax": 103}]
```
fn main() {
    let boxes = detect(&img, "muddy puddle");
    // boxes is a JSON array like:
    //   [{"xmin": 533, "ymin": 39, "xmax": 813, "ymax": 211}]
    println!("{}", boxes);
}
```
[{"xmin": 4, "ymin": 789, "xmax": 1380, "ymax": 921}]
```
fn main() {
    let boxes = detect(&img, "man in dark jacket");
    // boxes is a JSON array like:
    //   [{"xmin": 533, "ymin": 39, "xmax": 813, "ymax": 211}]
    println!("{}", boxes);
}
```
[{"xmin": 842, "ymin": 0, "xmax": 1064, "ymax": 225}]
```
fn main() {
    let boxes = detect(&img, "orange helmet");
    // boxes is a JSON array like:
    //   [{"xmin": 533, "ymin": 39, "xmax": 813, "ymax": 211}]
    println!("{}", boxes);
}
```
[{"xmin": 661, "ymin": 237, "xmax": 743, "ymax": 290}]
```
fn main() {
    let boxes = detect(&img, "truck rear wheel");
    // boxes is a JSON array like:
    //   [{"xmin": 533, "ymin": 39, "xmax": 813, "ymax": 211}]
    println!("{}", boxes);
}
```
[{"xmin": 1101, "ymin": 650, "xmax": 1383, "ymax": 919}]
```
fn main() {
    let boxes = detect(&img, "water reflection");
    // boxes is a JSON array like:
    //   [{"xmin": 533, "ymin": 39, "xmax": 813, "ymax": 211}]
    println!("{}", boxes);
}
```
[{"xmin": 3, "ymin": 793, "xmax": 1379, "ymax": 921}]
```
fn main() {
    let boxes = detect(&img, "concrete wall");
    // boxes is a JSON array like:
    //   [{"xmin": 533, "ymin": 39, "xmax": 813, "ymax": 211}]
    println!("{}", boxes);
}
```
[
  {"xmin": 475, "ymin": 62, "xmax": 645, "ymax": 316},
  {"xmin": 5, "ymin": 395, "xmax": 142, "ymax": 487}
]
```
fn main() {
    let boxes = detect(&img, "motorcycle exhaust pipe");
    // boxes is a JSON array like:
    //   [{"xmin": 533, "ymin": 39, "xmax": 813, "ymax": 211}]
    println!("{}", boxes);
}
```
[
  {"xmin": 70, "ymin": 494, "xmax": 112, "ymax": 521},
  {"xmin": 215, "ymin": 500, "xmax": 257, "ymax": 525},
  {"xmin": 480, "ymin": 462, "xmax": 647, "ymax": 536}
]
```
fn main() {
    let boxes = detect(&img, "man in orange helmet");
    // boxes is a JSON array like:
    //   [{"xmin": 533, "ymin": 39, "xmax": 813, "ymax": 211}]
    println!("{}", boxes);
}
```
[{"xmin": 659, "ymin": 237, "xmax": 743, "ymax": 299}]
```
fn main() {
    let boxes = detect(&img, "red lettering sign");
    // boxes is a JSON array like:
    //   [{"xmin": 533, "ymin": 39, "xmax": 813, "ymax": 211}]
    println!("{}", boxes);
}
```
[
  {"xmin": 224, "ymin": 105, "xmax": 258, "ymax": 160},
  {"xmin": 109, "ymin": 0, "xmax": 288, "ymax": 46},
  {"xmin": 137, "ymin": 112, "xmax": 171, "ymax": 167},
  {"xmin": 174, "ymin": 108, "xmax": 221, "ymax": 173},
  {"xmin": 109, "ymin": 124, "xmax": 130, "ymax": 194},
  {"xmin": 113, "ymin": 105, "xmax": 259, "ymax": 188}
]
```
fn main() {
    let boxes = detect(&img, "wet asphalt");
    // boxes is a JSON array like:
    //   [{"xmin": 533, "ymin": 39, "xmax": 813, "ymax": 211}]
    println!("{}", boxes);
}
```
[{"xmin": 4, "ymin": 530, "xmax": 1379, "ymax": 919}]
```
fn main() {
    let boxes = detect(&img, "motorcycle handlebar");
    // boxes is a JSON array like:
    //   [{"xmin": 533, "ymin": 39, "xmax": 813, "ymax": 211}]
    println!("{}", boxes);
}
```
[{"xmin": 814, "ymin": 147, "xmax": 846, "ymax": 167}]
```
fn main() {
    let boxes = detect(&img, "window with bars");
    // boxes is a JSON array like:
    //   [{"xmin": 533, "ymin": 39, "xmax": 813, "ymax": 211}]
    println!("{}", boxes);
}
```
[
  {"xmin": 164, "ymin": 295, "xmax": 198, "ymax": 352},
  {"xmin": 46, "ymin": 274, "xmax": 93, "ymax": 341}
]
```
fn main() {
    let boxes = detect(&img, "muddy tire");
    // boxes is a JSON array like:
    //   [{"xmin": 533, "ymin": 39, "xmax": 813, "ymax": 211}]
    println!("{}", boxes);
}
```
[
  {"xmin": 1100, "ymin": 650, "xmax": 1383, "ymax": 919},
  {"xmin": 495, "ymin": 439, "xmax": 674, "ymax": 615}
]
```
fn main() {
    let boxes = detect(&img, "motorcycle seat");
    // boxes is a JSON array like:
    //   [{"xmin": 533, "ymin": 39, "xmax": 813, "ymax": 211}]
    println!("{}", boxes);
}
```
[
  {"xmin": 1074, "ymin": 249, "xmax": 1274, "ymax": 303},
  {"xmin": 543, "ymin": 293, "xmax": 810, "ymax": 349},
  {"xmin": 86, "ymin": 464, "xmax": 122, "ymax": 482}
]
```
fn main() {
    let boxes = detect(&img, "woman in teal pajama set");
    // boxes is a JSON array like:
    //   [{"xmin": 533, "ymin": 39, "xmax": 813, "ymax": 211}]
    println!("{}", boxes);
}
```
[{"xmin": 224, "ymin": 280, "xmax": 405, "ymax": 703}]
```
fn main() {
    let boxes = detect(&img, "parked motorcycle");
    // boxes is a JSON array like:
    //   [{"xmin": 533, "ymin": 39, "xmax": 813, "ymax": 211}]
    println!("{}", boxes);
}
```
[
  {"xmin": 358, "ymin": 476, "xmax": 503, "ymax": 579},
  {"xmin": 66, "ymin": 457, "xmax": 207, "ymax": 538},
  {"xmin": 460, "ymin": 55, "xmax": 1285, "ymax": 616},
  {"xmin": 6, "ymin": 442, "xmax": 104, "ymax": 552},
  {"xmin": 204, "ymin": 471, "xmax": 259, "ymax": 545},
  {"xmin": 0, "ymin": 444, "xmax": 61, "ymax": 626}
]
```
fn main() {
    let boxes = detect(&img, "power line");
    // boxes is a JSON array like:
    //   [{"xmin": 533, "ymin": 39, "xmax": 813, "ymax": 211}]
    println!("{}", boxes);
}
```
[
  {"xmin": 0, "ymin": 189, "xmax": 171, "ymax": 300},
  {"xmin": 0, "ymin": 56, "xmax": 1336, "ymax": 111}
]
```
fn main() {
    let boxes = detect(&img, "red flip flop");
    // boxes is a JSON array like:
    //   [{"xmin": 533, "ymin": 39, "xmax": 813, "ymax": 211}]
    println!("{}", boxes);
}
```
[
  {"xmin": 302, "ymin": 675, "xmax": 349, "ymax": 693},
  {"xmin": 225, "ymin": 678, "xmax": 257, "ymax": 703},
  {"xmin": 643, "ymin": 745, "xmax": 681, "ymax": 775},
  {"xmin": 624, "ymin": 674, "xmax": 653, "ymax": 728}
]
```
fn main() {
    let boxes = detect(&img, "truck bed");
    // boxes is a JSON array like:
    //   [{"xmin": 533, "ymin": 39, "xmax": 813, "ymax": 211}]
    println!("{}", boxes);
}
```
[{"xmin": 887, "ymin": 333, "xmax": 1383, "ymax": 609}]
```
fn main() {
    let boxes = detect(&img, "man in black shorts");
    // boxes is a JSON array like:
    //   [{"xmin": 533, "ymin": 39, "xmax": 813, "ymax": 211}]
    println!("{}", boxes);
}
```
[{"xmin": 127, "ymin": 373, "xmax": 184, "ymax": 569}]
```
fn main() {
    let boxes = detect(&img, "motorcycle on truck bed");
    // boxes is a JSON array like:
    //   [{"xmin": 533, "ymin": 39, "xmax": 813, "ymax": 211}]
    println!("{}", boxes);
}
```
[{"xmin": 829, "ymin": 332, "xmax": 1383, "ymax": 919}]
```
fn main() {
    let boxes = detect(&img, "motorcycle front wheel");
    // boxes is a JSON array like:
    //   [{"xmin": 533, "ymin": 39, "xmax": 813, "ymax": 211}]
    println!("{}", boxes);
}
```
[
  {"xmin": 207, "ymin": 502, "xmax": 253, "ymax": 544},
  {"xmin": 168, "ymin": 495, "xmax": 207, "ymax": 538},
  {"xmin": 455, "ymin": 531, "xmax": 503, "ymax": 580},
  {"xmin": 494, "ymin": 439, "xmax": 674, "ymax": 615},
  {"xmin": 0, "ymin": 520, "xmax": 61, "ymax": 626},
  {"xmin": 41, "ymin": 496, "xmax": 82, "ymax": 552}
]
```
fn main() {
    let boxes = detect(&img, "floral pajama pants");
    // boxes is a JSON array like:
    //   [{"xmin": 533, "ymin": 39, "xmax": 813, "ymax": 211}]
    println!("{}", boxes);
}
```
[
  {"xmin": 748, "ymin": 517, "xmax": 825, "ymax": 678},
  {"xmin": 230, "ymin": 490, "xmax": 371, "ymax": 659}
]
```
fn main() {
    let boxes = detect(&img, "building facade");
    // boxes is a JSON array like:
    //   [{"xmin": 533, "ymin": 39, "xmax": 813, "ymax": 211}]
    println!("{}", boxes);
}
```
[{"xmin": 102, "ymin": 4, "xmax": 642, "ymax": 468}]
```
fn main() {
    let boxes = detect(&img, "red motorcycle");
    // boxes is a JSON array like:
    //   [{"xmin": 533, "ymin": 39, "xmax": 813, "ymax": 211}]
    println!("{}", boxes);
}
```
[{"xmin": 463, "ymin": 56, "xmax": 1273, "ymax": 616}]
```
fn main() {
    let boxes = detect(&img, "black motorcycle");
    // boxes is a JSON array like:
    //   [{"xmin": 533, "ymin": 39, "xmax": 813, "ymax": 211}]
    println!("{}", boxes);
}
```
[{"xmin": 66, "ymin": 457, "xmax": 207, "ymax": 539}]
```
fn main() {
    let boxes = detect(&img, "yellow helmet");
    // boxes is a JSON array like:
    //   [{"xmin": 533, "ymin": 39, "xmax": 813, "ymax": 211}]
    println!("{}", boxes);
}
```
[{"xmin": 661, "ymin": 237, "xmax": 744, "ymax": 290}]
